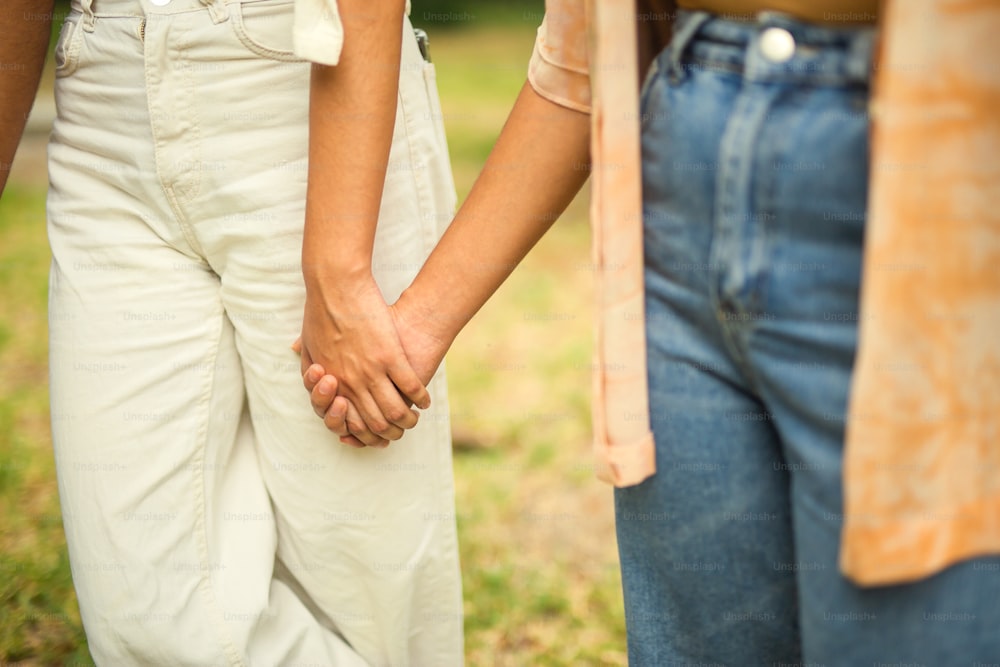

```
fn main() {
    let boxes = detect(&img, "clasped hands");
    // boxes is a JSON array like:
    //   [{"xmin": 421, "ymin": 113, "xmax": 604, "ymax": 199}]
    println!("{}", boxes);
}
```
[{"xmin": 293, "ymin": 274, "xmax": 448, "ymax": 448}]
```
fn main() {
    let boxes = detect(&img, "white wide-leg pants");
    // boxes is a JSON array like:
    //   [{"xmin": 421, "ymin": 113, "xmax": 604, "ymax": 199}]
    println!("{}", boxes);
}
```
[{"xmin": 47, "ymin": 1, "xmax": 462, "ymax": 664}]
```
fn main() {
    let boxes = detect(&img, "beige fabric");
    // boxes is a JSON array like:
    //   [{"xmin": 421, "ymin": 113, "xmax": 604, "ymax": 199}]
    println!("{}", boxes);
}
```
[
  {"xmin": 293, "ymin": 0, "xmax": 412, "ymax": 65},
  {"xmin": 527, "ymin": 0, "xmax": 1000, "ymax": 586},
  {"xmin": 49, "ymin": 1, "xmax": 462, "ymax": 663}
]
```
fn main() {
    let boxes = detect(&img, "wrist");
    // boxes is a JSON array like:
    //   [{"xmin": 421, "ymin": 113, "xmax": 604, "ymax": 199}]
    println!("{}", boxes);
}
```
[
  {"xmin": 394, "ymin": 286, "xmax": 462, "ymax": 348},
  {"xmin": 301, "ymin": 246, "xmax": 373, "ymax": 290}
]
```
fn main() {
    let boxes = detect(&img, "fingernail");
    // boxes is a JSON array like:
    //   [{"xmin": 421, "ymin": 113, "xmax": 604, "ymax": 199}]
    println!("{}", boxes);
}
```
[
  {"xmin": 306, "ymin": 368, "xmax": 320, "ymax": 383},
  {"xmin": 318, "ymin": 378, "xmax": 333, "ymax": 395}
]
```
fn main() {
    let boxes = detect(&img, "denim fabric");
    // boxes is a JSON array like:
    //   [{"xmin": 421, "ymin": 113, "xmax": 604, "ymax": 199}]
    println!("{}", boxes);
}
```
[{"xmin": 615, "ymin": 10, "xmax": 1000, "ymax": 666}]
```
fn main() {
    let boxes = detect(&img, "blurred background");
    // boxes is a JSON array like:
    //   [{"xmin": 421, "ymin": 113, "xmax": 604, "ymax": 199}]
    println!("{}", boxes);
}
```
[{"xmin": 0, "ymin": 1, "xmax": 626, "ymax": 664}]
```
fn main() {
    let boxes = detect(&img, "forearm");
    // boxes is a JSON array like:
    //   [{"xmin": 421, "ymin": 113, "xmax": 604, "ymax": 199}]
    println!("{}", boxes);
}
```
[
  {"xmin": 0, "ymin": 0, "xmax": 53, "ymax": 195},
  {"xmin": 301, "ymin": 0, "xmax": 405, "ymax": 287},
  {"xmin": 398, "ymin": 82, "xmax": 591, "ymax": 344}
]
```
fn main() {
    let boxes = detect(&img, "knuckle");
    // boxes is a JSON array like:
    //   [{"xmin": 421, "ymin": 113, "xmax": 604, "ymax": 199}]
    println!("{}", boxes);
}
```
[
  {"xmin": 398, "ymin": 377, "xmax": 419, "ymax": 393},
  {"xmin": 386, "ymin": 407, "xmax": 408, "ymax": 423}
]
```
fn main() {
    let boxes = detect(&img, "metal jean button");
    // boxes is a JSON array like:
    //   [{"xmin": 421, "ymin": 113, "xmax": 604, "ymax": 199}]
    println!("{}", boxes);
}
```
[{"xmin": 760, "ymin": 27, "xmax": 795, "ymax": 63}]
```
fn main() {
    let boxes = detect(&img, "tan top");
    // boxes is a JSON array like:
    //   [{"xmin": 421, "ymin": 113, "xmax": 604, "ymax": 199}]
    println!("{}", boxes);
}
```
[
  {"xmin": 528, "ymin": 0, "xmax": 1000, "ymax": 586},
  {"xmin": 677, "ymin": 0, "xmax": 878, "ymax": 24}
]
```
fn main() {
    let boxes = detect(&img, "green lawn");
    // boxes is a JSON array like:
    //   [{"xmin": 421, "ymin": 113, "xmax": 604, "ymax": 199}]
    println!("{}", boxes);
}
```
[{"xmin": 0, "ymin": 17, "xmax": 626, "ymax": 667}]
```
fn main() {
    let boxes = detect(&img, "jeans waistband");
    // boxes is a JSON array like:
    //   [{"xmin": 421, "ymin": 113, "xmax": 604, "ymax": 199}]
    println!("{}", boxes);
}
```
[
  {"xmin": 666, "ymin": 9, "xmax": 877, "ymax": 87},
  {"xmin": 70, "ymin": 0, "xmax": 238, "ymax": 31},
  {"xmin": 72, "ymin": 0, "xmax": 232, "ymax": 18},
  {"xmin": 72, "ymin": 0, "xmax": 411, "ymax": 18}
]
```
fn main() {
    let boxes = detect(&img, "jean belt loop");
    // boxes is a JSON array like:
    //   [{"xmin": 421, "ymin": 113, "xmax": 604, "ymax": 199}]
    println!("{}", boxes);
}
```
[
  {"xmin": 81, "ymin": 0, "xmax": 96, "ymax": 32},
  {"xmin": 667, "ymin": 11, "xmax": 712, "ymax": 84},
  {"xmin": 846, "ymin": 28, "xmax": 876, "ymax": 85},
  {"xmin": 200, "ymin": 0, "xmax": 229, "ymax": 24}
]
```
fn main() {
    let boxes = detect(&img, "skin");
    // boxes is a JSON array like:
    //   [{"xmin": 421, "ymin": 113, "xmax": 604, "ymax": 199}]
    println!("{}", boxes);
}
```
[
  {"xmin": 300, "ymin": 81, "xmax": 592, "ymax": 444},
  {"xmin": 297, "ymin": 0, "xmax": 430, "ymax": 448},
  {"xmin": 0, "ymin": 0, "xmax": 417, "ymax": 448},
  {"xmin": 0, "ymin": 0, "xmax": 54, "ymax": 196}
]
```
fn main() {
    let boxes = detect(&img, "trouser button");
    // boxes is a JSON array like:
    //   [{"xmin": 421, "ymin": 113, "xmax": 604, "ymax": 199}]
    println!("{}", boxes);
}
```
[{"xmin": 760, "ymin": 27, "xmax": 795, "ymax": 63}]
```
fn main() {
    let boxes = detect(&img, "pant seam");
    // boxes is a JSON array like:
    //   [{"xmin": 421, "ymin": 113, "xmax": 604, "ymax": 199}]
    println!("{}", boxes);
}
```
[
  {"xmin": 397, "ymin": 38, "xmax": 439, "ymax": 260},
  {"xmin": 191, "ymin": 310, "xmax": 247, "ymax": 666},
  {"xmin": 143, "ymin": 23, "xmax": 206, "ymax": 257}
]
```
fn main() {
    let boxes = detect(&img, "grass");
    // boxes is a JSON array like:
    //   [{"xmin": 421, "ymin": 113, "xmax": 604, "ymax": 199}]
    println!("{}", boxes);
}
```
[{"xmin": 0, "ymin": 15, "xmax": 626, "ymax": 667}]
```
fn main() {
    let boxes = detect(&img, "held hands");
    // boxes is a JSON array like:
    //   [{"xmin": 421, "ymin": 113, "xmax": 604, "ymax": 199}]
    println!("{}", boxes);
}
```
[
  {"xmin": 296, "ymin": 274, "xmax": 433, "ymax": 448},
  {"xmin": 295, "ymin": 285, "xmax": 451, "ymax": 447}
]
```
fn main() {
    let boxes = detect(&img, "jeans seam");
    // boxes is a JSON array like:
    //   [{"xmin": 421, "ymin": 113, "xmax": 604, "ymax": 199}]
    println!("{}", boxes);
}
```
[
  {"xmin": 191, "ymin": 312, "xmax": 247, "ymax": 666},
  {"xmin": 398, "ymin": 56, "xmax": 438, "ymax": 259}
]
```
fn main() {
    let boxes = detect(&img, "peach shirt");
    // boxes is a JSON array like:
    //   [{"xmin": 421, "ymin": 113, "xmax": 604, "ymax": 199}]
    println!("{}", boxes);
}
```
[{"xmin": 527, "ymin": 0, "xmax": 1000, "ymax": 586}]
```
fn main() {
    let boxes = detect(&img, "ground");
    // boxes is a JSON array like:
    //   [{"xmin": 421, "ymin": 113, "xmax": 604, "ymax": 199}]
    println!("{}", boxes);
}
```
[{"xmin": 0, "ymin": 15, "xmax": 627, "ymax": 666}]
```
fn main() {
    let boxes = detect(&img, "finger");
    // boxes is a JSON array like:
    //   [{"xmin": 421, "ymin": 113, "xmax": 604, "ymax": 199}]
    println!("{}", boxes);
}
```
[
  {"xmin": 388, "ymin": 364, "xmax": 431, "ymax": 411},
  {"xmin": 303, "ymin": 363, "xmax": 325, "ymax": 393},
  {"xmin": 369, "ymin": 381, "xmax": 420, "ymax": 432},
  {"xmin": 354, "ymin": 389, "xmax": 406, "ymax": 442},
  {"xmin": 340, "ymin": 435, "xmax": 367, "ymax": 448},
  {"xmin": 322, "ymin": 395, "xmax": 350, "ymax": 437},
  {"xmin": 291, "ymin": 336, "xmax": 303, "ymax": 354},
  {"xmin": 342, "ymin": 381, "xmax": 407, "ymax": 442},
  {"xmin": 310, "ymin": 375, "xmax": 338, "ymax": 419},
  {"xmin": 344, "ymin": 401, "xmax": 390, "ymax": 448}
]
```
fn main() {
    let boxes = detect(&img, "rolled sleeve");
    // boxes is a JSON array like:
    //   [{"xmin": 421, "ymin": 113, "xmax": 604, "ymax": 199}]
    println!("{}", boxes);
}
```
[
  {"xmin": 293, "ymin": 0, "xmax": 344, "ymax": 65},
  {"xmin": 528, "ymin": 0, "xmax": 592, "ymax": 113}
]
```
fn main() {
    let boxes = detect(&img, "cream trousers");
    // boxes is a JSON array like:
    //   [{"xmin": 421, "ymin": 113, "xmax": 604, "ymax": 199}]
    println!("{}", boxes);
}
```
[{"xmin": 47, "ymin": 0, "xmax": 462, "ymax": 664}]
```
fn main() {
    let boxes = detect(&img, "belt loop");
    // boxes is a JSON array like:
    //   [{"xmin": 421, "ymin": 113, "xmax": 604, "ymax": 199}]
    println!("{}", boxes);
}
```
[
  {"xmin": 667, "ymin": 11, "xmax": 712, "ymax": 84},
  {"xmin": 846, "ymin": 28, "xmax": 876, "ymax": 85},
  {"xmin": 81, "ymin": 0, "xmax": 96, "ymax": 32},
  {"xmin": 200, "ymin": 0, "xmax": 229, "ymax": 24}
]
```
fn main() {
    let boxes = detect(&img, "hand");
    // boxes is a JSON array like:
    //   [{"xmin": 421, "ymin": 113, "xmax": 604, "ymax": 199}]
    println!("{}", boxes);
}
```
[
  {"xmin": 303, "ymin": 295, "xmax": 454, "ymax": 443},
  {"xmin": 287, "ymin": 358, "xmax": 365, "ymax": 449},
  {"xmin": 297, "ymin": 274, "xmax": 431, "ymax": 447}
]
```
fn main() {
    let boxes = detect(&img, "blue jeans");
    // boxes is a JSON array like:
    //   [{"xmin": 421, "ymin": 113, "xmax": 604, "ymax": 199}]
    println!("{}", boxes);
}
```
[{"xmin": 615, "ymin": 11, "xmax": 1000, "ymax": 666}]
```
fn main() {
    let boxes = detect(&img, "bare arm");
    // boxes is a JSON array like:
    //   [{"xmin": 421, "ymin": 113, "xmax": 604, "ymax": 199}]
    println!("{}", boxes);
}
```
[
  {"xmin": 396, "ymin": 82, "xmax": 590, "ymax": 350},
  {"xmin": 305, "ymin": 82, "xmax": 591, "ymax": 437},
  {"xmin": 0, "ymin": 0, "xmax": 53, "ymax": 195},
  {"xmin": 298, "ymin": 0, "xmax": 430, "ymax": 447}
]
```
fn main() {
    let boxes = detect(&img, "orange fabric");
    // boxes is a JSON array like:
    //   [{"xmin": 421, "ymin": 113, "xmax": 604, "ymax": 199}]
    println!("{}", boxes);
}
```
[
  {"xmin": 840, "ymin": 0, "xmax": 1000, "ymax": 584},
  {"xmin": 527, "ymin": 8, "xmax": 592, "ymax": 114},
  {"xmin": 532, "ymin": 0, "xmax": 657, "ymax": 486},
  {"xmin": 528, "ymin": 0, "xmax": 1000, "ymax": 586}
]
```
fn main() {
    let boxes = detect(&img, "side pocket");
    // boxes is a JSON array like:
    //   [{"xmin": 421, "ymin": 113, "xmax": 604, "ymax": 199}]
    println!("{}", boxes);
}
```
[
  {"xmin": 230, "ymin": 0, "xmax": 304, "ymax": 62},
  {"xmin": 54, "ymin": 16, "xmax": 84, "ymax": 78}
]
